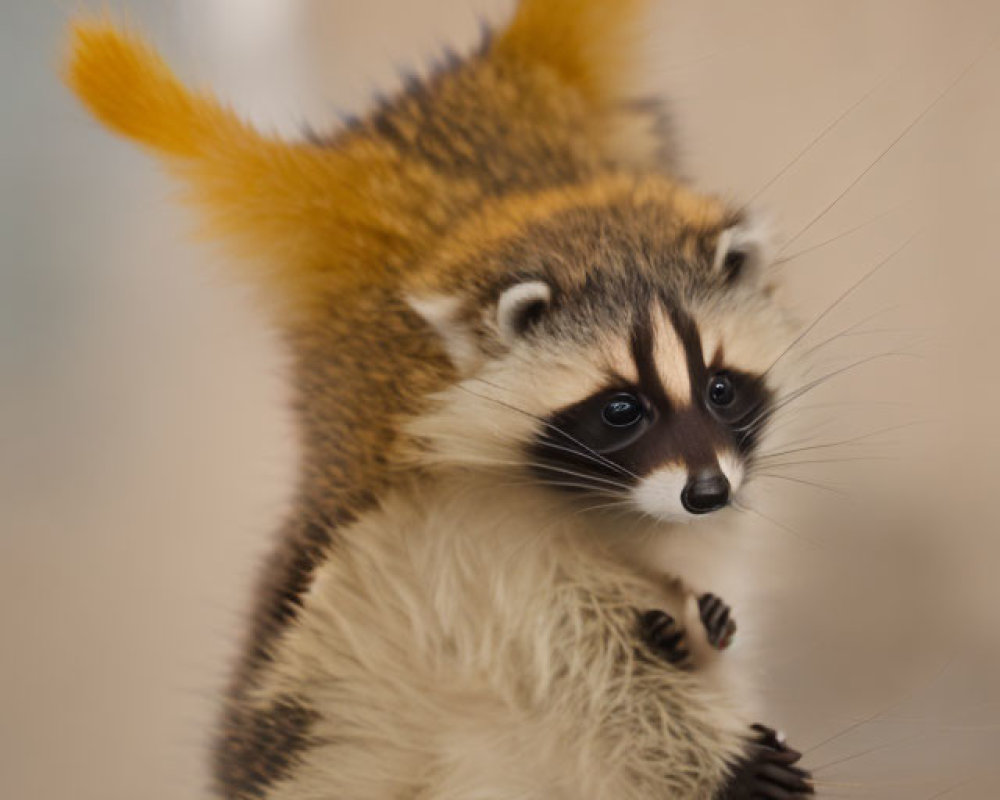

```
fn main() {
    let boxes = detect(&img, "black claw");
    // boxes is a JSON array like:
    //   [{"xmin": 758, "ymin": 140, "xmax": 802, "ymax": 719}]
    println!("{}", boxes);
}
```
[
  {"xmin": 637, "ymin": 609, "xmax": 691, "ymax": 667},
  {"xmin": 698, "ymin": 593, "xmax": 737, "ymax": 650},
  {"xmin": 716, "ymin": 724, "xmax": 814, "ymax": 800},
  {"xmin": 750, "ymin": 724, "xmax": 787, "ymax": 751}
]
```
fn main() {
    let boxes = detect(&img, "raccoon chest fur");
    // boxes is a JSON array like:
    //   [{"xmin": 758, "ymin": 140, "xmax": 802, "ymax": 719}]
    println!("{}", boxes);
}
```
[{"xmin": 243, "ymin": 478, "xmax": 749, "ymax": 800}]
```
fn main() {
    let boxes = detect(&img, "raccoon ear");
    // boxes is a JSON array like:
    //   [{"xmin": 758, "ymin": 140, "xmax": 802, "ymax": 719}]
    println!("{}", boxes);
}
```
[
  {"xmin": 713, "ymin": 216, "xmax": 771, "ymax": 283},
  {"xmin": 406, "ymin": 281, "xmax": 551, "ymax": 370},
  {"xmin": 407, "ymin": 294, "xmax": 481, "ymax": 373},
  {"xmin": 496, "ymin": 281, "xmax": 552, "ymax": 343}
]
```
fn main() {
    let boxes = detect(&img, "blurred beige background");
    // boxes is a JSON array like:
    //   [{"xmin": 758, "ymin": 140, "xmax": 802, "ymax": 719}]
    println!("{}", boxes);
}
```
[{"xmin": 3, "ymin": 1, "xmax": 999, "ymax": 798}]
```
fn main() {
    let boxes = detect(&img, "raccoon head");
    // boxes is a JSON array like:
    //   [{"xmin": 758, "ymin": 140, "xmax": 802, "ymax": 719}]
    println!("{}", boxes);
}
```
[{"xmin": 407, "ymin": 177, "xmax": 792, "ymax": 523}]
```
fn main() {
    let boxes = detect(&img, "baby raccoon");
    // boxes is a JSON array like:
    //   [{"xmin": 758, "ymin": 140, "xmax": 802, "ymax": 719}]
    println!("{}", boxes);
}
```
[{"xmin": 66, "ymin": 0, "xmax": 814, "ymax": 798}]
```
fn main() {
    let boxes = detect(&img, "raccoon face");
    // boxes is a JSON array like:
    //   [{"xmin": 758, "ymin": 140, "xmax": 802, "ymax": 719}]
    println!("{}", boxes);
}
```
[
  {"xmin": 527, "ymin": 310, "xmax": 773, "ymax": 518},
  {"xmin": 408, "ymin": 180, "xmax": 794, "ymax": 523}
]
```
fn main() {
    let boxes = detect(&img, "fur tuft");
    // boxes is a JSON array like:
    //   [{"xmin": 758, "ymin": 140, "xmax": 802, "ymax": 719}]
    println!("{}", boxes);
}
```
[{"xmin": 495, "ymin": 0, "xmax": 651, "ymax": 108}]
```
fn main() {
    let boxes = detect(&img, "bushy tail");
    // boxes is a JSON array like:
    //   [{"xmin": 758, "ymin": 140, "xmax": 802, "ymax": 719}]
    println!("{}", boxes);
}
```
[
  {"xmin": 64, "ymin": 19, "xmax": 463, "ymax": 317},
  {"xmin": 66, "ymin": 20, "xmax": 258, "ymax": 158}
]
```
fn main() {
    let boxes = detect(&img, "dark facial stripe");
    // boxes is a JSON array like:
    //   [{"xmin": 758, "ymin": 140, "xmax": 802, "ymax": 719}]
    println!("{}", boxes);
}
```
[
  {"xmin": 665, "ymin": 304, "xmax": 709, "ymax": 404},
  {"xmin": 630, "ymin": 317, "xmax": 672, "ymax": 411}
]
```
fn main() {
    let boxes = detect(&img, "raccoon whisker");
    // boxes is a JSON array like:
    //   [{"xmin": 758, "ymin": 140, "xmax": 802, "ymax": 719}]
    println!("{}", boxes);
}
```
[
  {"xmin": 810, "ymin": 732, "xmax": 937, "ymax": 775},
  {"xmin": 532, "ymin": 480, "xmax": 629, "ymax": 496},
  {"xmin": 467, "ymin": 375, "xmax": 526, "ymax": 396},
  {"xmin": 733, "ymin": 404, "xmax": 777, "ymax": 437},
  {"xmin": 803, "ymin": 776, "xmax": 944, "ymax": 796},
  {"xmin": 795, "ymin": 305, "xmax": 906, "ymax": 362},
  {"xmin": 534, "ymin": 439, "xmax": 641, "ymax": 482},
  {"xmin": 544, "ymin": 430, "xmax": 639, "ymax": 478},
  {"xmin": 730, "ymin": 397, "xmax": 776, "ymax": 436},
  {"xmin": 475, "ymin": 477, "xmax": 626, "ymax": 502},
  {"xmin": 802, "ymin": 655, "xmax": 958, "ymax": 757},
  {"xmin": 428, "ymin": 454, "xmax": 632, "ymax": 494},
  {"xmin": 802, "ymin": 333, "xmax": 930, "ymax": 379},
  {"xmin": 756, "ymin": 409, "xmax": 918, "ymax": 452},
  {"xmin": 764, "ymin": 351, "xmax": 920, "ymax": 430},
  {"xmin": 575, "ymin": 499, "xmax": 633, "ymax": 516},
  {"xmin": 835, "ymin": 325, "xmax": 923, "ymax": 339},
  {"xmin": 924, "ymin": 779, "xmax": 976, "ymax": 800},
  {"xmin": 752, "ymin": 399, "xmax": 915, "ymax": 445},
  {"xmin": 747, "ymin": 350, "xmax": 923, "ymax": 434},
  {"xmin": 457, "ymin": 384, "xmax": 638, "ymax": 480},
  {"xmin": 741, "ymin": 62, "xmax": 896, "ymax": 211},
  {"xmin": 751, "ymin": 414, "xmax": 835, "ymax": 447},
  {"xmin": 780, "ymin": 27, "xmax": 999, "ymax": 253},
  {"xmin": 788, "ymin": 399, "xmax": 916, "ymax": 412},
  {"xmin": 754, "ymin": 454, "xmax": 900, "ymax": 470},
  {"xmin": 536, "ymin": 435, "xmax": 639, "ymax": 481},
  {"xmin": 731, "ymin": 501, "xmax": 824, "ymax": 550},
  {"xmin": 811, "ymin": 776, "xmax": 987, "ymax": 800},
  {"xmin": 761, "ymin": 232, "xmax": 920, "ymax": 379},
  {"xmin": 492, "ymin": 461, "xmax": 633, "ymax": 495},
  {"xmin": 752, "ymin": 472, "xmax": 849, "ymax": 497},
  {"xmin": 523, "ymin": 467, "xmax": 632, "ymax": 494},
  {"xmin": 755, "ymin": 420, "xmax": 931, "ymax": 462},
  {"xmin": 530, "ymin": 463, "xmax": 633, "ymax": 493},
  {"xmin": 773, "ymin": 202, "xmax": 911, "ymax": 266}
]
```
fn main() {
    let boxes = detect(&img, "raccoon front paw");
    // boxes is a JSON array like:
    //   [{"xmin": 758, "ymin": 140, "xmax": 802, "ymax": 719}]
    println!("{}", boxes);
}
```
[
  {"xmin": 637, "ymin": 609, "xmax": 692, "ymax": 668},
  {"xmin": 717, "ymin": 724, "xmax": 814, "ymax": 799},
  {"xmin": 698, "ymin": 593, "xmax": 737, "ymax": 650}
]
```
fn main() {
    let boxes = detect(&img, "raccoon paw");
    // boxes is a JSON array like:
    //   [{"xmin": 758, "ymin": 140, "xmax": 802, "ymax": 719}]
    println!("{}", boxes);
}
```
[
  {"xmin": 698, "ymin": 593, "xmax": 737, "ymax": 650},
  {"xmin": 717, "ymin": 724, "xmax": 814, "ymax": 799},
  {"xmin": 637, "ymin": 609, "xmax": 692, "ymax": 668}
]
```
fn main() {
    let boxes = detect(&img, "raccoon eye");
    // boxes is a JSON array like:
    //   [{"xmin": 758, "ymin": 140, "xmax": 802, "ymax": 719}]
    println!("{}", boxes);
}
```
[
  {"xmin": 708, "ymin": 374, "xmax": 735, "ymax": 407},
  {"xmin": 601, "ymin": 393, "xmax": 645, "ymax": 428},
  {"xmin": 723, "ymin": 249, "xmax": 747, "ymax": 280}
]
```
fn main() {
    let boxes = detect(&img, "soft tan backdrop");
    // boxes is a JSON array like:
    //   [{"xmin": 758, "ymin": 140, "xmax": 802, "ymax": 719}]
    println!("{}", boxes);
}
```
[{"xmin": 3, "ymin": 1, "xmax": 999, "ymax": 798}]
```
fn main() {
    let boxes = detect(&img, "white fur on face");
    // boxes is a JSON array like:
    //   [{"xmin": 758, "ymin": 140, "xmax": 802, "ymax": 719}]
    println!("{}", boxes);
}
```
[
  {"xmin": 695, "ymin": 299, "xmax": 792, "ymax": 379},
  {"xmin": 631, "ymin": 464, "xmax": 690, "ymax": 522},
  {"xmin": 408, "ymin": 339, "xmax": 613, "ymax": 470},
  {"xmin": 631, "ymin": 450, "xmax": 744, "ymax": 523},
  {"xmin": 718, "ymin": 451, "xmax": 745, "ymax": 495}
]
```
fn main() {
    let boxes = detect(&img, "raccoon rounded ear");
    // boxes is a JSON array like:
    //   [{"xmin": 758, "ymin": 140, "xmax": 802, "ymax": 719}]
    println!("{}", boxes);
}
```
[
  {"xmin": 407, "ymin": 294, "xmax": 480, "ymax": 372},
  {"xmin": 496, "ymin": 280, "xmax": 552, "ymax": 343},
  {"xmin": 713, "ymin": 216, "xmax": 771, "ymax": 284}
]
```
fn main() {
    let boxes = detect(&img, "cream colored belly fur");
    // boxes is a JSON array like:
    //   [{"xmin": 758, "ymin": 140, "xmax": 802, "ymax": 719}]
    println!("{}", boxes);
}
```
[{"xmin": 249, "ymin": 476, "xmax": 752, "ymax": 799}]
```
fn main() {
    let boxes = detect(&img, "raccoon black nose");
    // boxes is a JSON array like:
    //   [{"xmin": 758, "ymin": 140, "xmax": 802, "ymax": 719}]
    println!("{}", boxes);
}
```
[{"xmin": 681, "ymin": 470, "xmax": 731, "ymax": 515}]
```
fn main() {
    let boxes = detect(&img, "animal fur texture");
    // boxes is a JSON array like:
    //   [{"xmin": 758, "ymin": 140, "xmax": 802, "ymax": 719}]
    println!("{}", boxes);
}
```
[{"xmin": 66, "ymin": 2, "xmax": 813, "ymax": 798}]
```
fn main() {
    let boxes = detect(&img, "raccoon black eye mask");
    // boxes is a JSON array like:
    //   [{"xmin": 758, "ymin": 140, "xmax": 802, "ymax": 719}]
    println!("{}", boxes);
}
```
[{"xmin": 530, "ymin": 311, "xmax": 773, "ymax": 515}]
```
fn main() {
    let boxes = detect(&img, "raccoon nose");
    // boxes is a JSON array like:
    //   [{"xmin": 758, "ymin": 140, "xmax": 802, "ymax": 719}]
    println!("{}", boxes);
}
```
[{"xmin": 681, "ymin": 470, "xmax": 731, "ymax": 515}]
